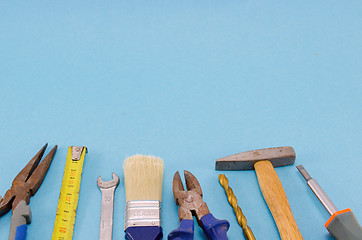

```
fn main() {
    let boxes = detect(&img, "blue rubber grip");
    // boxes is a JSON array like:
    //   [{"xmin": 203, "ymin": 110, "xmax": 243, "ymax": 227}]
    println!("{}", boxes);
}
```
[
  {"xmin": 14, "ymin": 225, "xmax": 27, "ymax": 240},
  {"xmin": 168, "ymin": 219, "xmax": 194, "ymax": 240},
  {"xmin": 200, "ymin": 213, "xmax": 230, "ymax": 240},
  {"xmin": 125, "ymin": 226, "xmax": 163, "ymax": 240}
]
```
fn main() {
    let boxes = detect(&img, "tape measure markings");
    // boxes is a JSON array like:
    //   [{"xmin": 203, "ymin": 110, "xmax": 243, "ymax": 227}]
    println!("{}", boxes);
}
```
[{"xmin": 51, "ymin": 146, "xmax": 87, "ymax": 240}]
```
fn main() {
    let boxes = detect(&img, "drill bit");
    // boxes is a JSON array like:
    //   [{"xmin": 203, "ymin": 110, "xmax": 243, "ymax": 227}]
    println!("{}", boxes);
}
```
[{"xmin": 219, "ymin": 174, "xmax": 256, "ymax": 240}]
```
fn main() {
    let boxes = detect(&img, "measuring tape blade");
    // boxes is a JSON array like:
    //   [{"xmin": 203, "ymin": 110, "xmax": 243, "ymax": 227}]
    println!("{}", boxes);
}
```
[{"xmin": 51, "ymin": 146, "xmax": 87, "ymax": 240}]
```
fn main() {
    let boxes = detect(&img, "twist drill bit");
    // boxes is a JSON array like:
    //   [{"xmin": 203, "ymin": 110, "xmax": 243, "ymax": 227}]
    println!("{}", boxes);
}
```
[{"xmin": 219, "ymin": 174, "xmax": 256, "ymax": 240}]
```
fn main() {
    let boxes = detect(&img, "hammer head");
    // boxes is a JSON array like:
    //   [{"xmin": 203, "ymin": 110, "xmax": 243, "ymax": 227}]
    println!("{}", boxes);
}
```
[{"xmin": 215, "ymin": 146, "xmax": 295, "ymax": 171}]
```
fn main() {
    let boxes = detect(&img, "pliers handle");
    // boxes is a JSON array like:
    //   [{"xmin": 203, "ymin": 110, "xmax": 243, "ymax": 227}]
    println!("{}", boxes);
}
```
[
  {"xmin": 169, "ymin": 214, "xmax": 229, "ymax": 240},
  {"xmin": 11, "ymin": 200, "xmax": 31, "ymax": 240}
]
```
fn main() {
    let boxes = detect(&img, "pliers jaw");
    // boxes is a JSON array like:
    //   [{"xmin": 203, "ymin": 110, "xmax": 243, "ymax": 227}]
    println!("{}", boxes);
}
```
[
  {"xmin": 169, "ymin": 170, "xmax": 230, "ymax": 240},
  {"xmin": 0, "ymin": 143, "xmax": 57, "ymax": 216},
  {"xmin": 172, "ymin": 170, "xmax": 210, "ymax": 222}
]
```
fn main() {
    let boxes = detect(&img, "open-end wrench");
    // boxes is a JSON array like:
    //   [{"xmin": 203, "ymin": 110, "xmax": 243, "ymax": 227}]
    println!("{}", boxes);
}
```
[{"xmin": 97, "ymin": 173, "xmax": 119, "ymax": 240}]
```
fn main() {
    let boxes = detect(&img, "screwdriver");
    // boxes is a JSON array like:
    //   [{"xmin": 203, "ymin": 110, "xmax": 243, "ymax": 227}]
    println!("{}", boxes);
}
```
[{"xmin": 296, "ymin": 165, "xmax": 362, "ymax": 240}]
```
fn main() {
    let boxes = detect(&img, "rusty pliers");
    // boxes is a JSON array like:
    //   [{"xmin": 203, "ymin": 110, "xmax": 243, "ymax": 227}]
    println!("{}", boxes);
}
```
[
  {"xmin": 168, "ymin": 170, "xmax": 230, "ymax": 240},
  {"xmin": 0, "ymin": 143, "xmax": 57, "ymax": 240}
]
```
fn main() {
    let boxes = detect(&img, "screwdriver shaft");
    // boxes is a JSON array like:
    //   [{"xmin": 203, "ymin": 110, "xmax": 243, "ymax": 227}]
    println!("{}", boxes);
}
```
[{"xmin": 296, "ymin": 165, "xmax": 338, "ymax": 215}]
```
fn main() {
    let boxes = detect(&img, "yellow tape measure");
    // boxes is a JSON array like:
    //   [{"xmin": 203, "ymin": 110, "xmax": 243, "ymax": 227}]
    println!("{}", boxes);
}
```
[{"xmin": 51, "ymin": 146, "xmax": 87, "ymax": 240}]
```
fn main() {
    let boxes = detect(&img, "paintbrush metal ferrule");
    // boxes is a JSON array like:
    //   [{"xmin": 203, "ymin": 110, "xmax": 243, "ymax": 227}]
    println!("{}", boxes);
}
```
[{"xmin": 124, "ymin": 200, "xmax": 161, "ymax": 230}]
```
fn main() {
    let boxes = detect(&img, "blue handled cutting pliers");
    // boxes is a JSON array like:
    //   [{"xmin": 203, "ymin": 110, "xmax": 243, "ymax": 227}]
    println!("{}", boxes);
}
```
[
  {"xmin": 0, "ymin": 143, "xmax": 57, "ymax": 240},
  {"xmin": 168, "ymin": 170, "xmax": 230, "ymax": 240}
]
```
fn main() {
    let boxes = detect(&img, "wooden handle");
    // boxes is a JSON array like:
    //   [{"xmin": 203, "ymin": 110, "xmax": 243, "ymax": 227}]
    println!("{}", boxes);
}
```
[{"xmin": 254, "ymin": 160, "xmax": 303, "ymax": 240}]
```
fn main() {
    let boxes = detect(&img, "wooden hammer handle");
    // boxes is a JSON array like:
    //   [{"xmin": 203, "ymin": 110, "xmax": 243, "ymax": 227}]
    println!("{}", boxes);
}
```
[{"xmin": 254, "ymin": 160, "xmax": 303, "ymax": 240}]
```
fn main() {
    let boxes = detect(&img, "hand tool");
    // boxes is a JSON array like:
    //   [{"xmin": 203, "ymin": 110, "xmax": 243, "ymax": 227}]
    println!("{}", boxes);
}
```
[
  {"xmin": 215, "ymin": 146, "xmax": 303, "ymax": 240},
  {"xmin": 297, "ymin": 165, "xmax": 362, "ymax": 240},
  {"xmin": 168, "ymin": 170, "xmax": 230, "ymax": 240},
  {"xmin": 123, "ymin": 155, "xmax": 164, "ymax": 240},
  {"xmin": 51, "ymin": 146, "xmax": 87, "ymax": 240},
  {"xmin": 97, "ymin": 173, "xmax": 119, "ymax": 240},
  {"xmin": 219, "ymin": 174, "xmax": 255, "ymax": 240},
  {"xmin": 0, "ymin": 143, "xmax": 57, "ymax": 240}
]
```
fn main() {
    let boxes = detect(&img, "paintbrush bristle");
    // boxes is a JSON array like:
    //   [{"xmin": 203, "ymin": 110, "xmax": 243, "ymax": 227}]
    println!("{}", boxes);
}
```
[{"xmin": 123, "ymin": 154, "xmax": 164, "ymax": 202}]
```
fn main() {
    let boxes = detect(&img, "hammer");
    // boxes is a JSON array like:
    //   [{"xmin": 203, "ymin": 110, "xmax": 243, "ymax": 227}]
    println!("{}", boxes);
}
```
[{"xmin": 215, "ymin": 146, "xmax": 303, "ymax": 240}]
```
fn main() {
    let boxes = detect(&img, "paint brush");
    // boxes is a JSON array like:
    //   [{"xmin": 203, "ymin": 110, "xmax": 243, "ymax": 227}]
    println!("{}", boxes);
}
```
[{"xmin": 123, "ymin": 154, "xmax": 164, "ymax": 240}]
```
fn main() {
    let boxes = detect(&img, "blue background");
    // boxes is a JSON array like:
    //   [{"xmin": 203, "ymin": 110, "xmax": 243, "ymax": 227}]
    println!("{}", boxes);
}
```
[{"xmin": 0, "ymin": 1, "xmax": 361, "ymax": 239}]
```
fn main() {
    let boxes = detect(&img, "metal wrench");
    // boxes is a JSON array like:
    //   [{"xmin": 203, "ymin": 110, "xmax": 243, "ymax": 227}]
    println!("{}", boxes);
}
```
[{"xmin": 97, "ymin": 173, "xmax": 119, "ymax": 240}]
